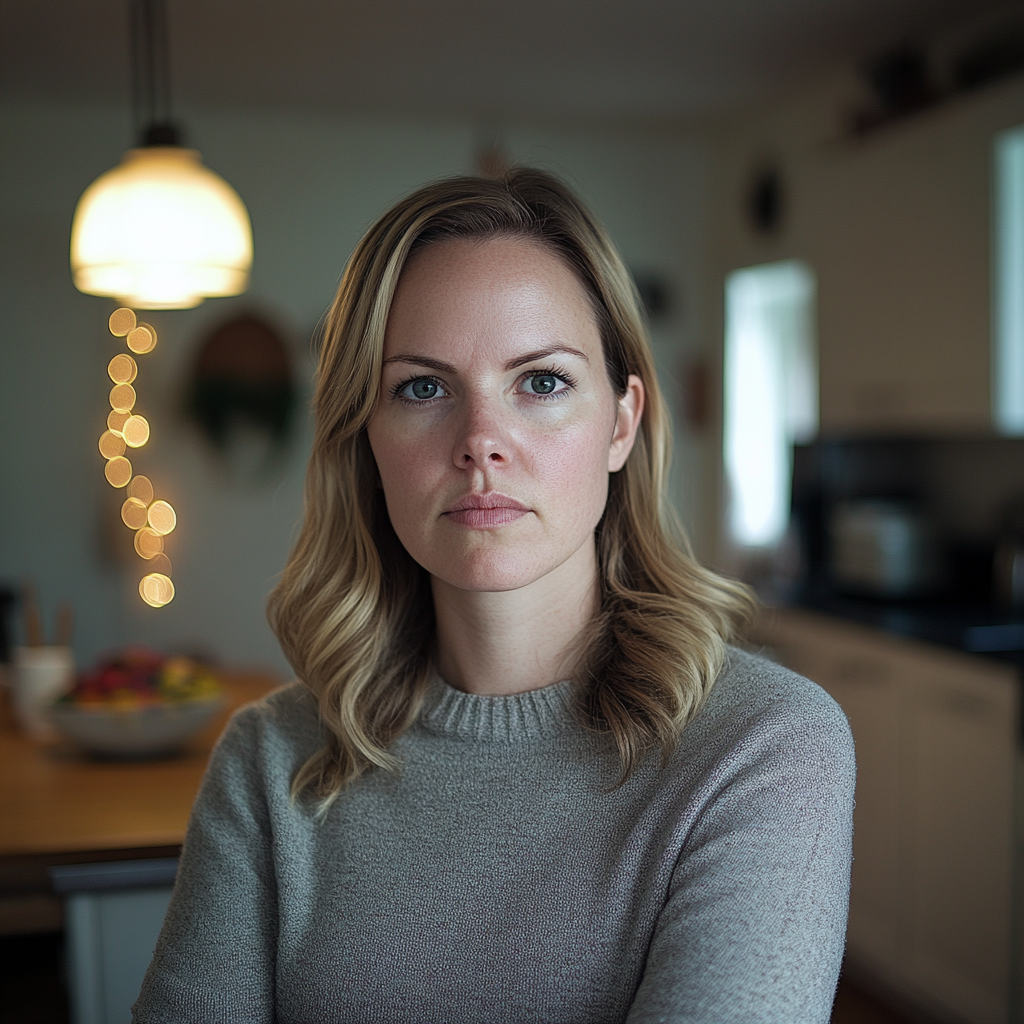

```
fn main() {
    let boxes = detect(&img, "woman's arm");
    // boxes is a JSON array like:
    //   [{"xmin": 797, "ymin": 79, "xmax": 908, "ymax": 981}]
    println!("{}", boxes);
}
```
[
  {"xmin": 626, "ymin": 697, "xmax": 855, "ymax": 1024},
  {"xmin": 132, "ymin": 705, "xmax": 280, "ymax": 1022}
]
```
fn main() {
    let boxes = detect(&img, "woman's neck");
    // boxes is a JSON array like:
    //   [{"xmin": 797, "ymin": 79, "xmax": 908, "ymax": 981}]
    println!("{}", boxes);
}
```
[{"xmin": 431, "ymin": 539, "xmax": 600, "ymax": 696}]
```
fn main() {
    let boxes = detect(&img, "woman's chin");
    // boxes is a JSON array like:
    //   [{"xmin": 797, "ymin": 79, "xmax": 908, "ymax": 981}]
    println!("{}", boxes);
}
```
[{"xmin": 427, "ymin": 552, "xmax": 555, "ymax": 595}]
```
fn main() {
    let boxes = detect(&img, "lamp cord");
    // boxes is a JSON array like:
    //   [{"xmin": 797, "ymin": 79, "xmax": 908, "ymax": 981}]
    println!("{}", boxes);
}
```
[{"xmin": 130, "ymin": 0, "xmax": 180, "ymax": 146}]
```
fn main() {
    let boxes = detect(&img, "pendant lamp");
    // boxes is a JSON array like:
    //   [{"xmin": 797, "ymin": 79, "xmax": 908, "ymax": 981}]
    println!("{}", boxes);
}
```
[
  {"xmin": 72, "ymin": 0, "xmax": 251, "ymax": 609},
  {"xmin": 70, "ymin": 0, "xmax": 252, "ymax": 309}
]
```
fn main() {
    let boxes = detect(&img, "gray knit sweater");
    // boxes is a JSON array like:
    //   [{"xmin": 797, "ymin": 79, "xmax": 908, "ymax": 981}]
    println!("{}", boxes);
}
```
[{"xmin": 133, "ymin": 647, "xmax": 855, "ymax": 1023}]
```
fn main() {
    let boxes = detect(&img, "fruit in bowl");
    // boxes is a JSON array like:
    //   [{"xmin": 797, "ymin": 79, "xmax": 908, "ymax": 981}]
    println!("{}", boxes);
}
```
[{"xmin": 49, "ymin": 649, "xmax": 225, "ymax": 758}]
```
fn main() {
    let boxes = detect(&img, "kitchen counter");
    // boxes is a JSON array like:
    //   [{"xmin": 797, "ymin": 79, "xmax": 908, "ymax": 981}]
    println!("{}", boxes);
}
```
[
  {"xmin": 791, "ymin": 587, "xmax": 1024, "ymax": 672},
  {"xmin": 0, "ymin": 671, "xmax": 281, "ymax": 857},
  {"xmin": 0, "ymin": 671, "xmax": 282, "ymax": 934}
]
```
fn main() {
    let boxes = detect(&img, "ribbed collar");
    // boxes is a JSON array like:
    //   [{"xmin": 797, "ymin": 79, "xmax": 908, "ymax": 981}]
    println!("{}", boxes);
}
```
[{"xmin": 418, "ymin": 674, "xmax": 577, "ymax": 742}]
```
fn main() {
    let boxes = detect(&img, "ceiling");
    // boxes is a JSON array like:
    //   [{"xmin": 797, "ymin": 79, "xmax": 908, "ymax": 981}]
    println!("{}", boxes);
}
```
[{"xmin": 0, "ymin": 0, "xmax": 1015, "ymax": 122}]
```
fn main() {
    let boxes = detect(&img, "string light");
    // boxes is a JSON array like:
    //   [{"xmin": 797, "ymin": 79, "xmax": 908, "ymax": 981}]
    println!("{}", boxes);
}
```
[
  {"xmin": 108, "ymin": 354, "xmax": 138, "ymax": 384},
  {"xmin": 140, "ymin": 573, "xmax": 174, "ymax": 608},
  {"xmin": 122, "ymin": 415, "xmax": 150, "ymax": 448},
  {"xmin": 104, "ymin": 456, "xmax": 133, "ymax": 488},
  {"xmin": 121, "ymin": 497, "xmax": 149, "ymax": 529},
  {"xmin": 148, "ymin": 552, "xmax": 172, "ymax": 576},
  {"xmin": 147, "ymin": 499, "xmax": 176, "ymax": 535},
  {"xmin": 127, "ymin": 324, "xmax": 158, "ymax": 354},
  {"xmin": 134, "ymin": 527, "xmax": 164, "ymax": 559},
  {"xmin": 108, "ymin": 409, "xmax": 132, "ymax": 432},
  {"xmin": 109, "ymin": 383, "xmax": 137, "ymax": 413},
  {"xmin": 100, "ymin": 307, "xmax": 177, "ymax": 606},
  {"xmin": 108, "ymin": 307, "xmax": 137, "ymax": 336},
  {"xmin": 98, "ymin": 431, "xmax": 127, "ymax": 460},
  {"xmin": 127, "ymin": 475, "xmax": 154, "ymax": 504}
]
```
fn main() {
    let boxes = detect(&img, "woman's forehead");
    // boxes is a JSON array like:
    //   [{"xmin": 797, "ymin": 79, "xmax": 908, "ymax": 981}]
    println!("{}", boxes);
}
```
[{"xmin": 383, "ymin": 236, "xmax": 601, "ymax": 364}]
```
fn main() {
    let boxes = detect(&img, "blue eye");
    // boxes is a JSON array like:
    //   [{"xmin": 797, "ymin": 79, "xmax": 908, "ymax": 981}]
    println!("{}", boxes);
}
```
[
  {"xmin": 528, "ymin": 374, "xmax": 558, "ymax": 394},
  {"xmin": 521, "ymin": 372, "xmax": 572, "ymax": 397},
  {"xmin": 397, "ymin": 378, "xmax": 445, "ymax": 401}
]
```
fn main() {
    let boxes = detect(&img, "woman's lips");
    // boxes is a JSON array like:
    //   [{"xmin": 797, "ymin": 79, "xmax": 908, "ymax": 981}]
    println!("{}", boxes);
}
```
[{"xmin": 443, "ymin": 492, "xmax": 531, "ymax": 528}]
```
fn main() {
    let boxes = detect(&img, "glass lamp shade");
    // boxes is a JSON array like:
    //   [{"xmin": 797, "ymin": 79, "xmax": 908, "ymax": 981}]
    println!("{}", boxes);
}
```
[{"xmin": 71, "ymin": 147, "xmax": 252, "ymax": 309}]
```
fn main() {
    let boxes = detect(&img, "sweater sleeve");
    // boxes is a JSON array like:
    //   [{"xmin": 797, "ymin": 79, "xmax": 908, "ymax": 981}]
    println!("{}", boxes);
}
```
[
  {"xmin": 625, "ymin": 694, "xmax": 856, "ymax": 1024},
  {"xmin": 131, "ymin": 705, "xmax": 279, "ymax": 1023}
]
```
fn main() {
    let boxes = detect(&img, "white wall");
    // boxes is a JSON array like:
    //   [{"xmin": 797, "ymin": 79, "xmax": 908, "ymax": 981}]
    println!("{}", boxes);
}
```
[
  {"xmin": 705, "ymin": 67, "xmax": 1024, "ymax": 566},
  {"xmin": 0, "ymin": 99, "xmax": 709, "ymax": 672},
  {"xmin": 711, "ymin": 71, "xmax": 1024, "ymax": 435}
]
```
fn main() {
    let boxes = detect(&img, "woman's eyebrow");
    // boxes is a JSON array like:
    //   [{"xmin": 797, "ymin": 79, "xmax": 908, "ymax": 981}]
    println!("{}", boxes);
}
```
[
  {"xmin": 383, "ymin": 355, "xmax": 458, "ymax": 373},
  {"xmin": 503, "ymin": 346, "xmax": 590, "ymax": 370},
  {"xmin": 383, "ymin": 346, "xmax": 590, "ymax": 374}
]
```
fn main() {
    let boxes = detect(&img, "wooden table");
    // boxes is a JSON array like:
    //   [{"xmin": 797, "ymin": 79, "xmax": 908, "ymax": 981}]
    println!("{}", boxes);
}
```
[{"xmin": 0, "ymin": 672, "xmax": 282, "ymax": 933}]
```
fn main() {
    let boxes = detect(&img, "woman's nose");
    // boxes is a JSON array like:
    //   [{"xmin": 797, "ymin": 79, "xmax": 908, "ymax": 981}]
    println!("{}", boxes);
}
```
[{"xmin": 452, "ymin": 397, "xmax": 511, "ymax": 469}]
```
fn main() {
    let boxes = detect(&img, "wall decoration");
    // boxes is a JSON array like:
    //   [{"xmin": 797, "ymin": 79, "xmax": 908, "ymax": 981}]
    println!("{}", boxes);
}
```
[
  {"xmin": 631, "ymin": 270, "xmax": 674, "ymax": 323},
  {"xmin": 746, "ymin": 165, "xmax": 785, "ymax": 236},
  {"xmin": 184, "ymin": 313, "xmax": 297, "ymax": 459}
]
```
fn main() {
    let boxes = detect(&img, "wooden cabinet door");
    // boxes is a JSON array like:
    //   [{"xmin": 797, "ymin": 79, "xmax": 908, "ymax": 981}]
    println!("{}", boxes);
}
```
[
  {"xmin": 749, "ymin": 608, "xmax": 1019, "ymax": 1024},
  {"xmin": 901, "ymin": 661, "xmax": 1017, "ymax": 1024},
  {"xmin": 821, "ymin": 651, "xmax": 903, "ymax": 976},
  {"xmin": 750, "ymin": 610, "xmax": 903, "ymax": 975}
]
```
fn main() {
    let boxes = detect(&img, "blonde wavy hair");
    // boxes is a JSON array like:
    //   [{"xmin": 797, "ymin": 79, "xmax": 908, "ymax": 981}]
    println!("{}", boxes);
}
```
[{"xmin": 268, "ymin": 168, "xmax": 754, "ymax": 805}]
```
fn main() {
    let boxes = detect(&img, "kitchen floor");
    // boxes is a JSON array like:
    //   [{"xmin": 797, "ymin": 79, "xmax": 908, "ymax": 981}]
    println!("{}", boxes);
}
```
[
  {"xmin": 0, "ymin": 934, "xmax": 915, "ymax": 1024},
  {"xmin": 831, "ymin": 976, "xmax": 918, "ymax": 1024},
  {"xmin": 1, "ymin": 933, "xmax": 70, "ymax": 1024}
]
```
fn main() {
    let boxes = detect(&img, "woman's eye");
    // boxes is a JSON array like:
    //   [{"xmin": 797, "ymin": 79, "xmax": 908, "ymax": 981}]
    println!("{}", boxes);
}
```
[
  {"xmin": 521, "ymin": 373, "xmax": 567, "ymax": 396},
  {"xmin": 398, "ymin": 378, "xmax": 445, "ymax": 401}
]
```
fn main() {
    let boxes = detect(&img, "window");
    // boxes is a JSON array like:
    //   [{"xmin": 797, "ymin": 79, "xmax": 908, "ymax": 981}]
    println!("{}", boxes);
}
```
[
  {"xmin": 724, "ymin": 260, "xmax": 817, "ymax": 548},
  {"xmin": 995, "ymin": 125, "xmax": 1024, "ymax": 435}
]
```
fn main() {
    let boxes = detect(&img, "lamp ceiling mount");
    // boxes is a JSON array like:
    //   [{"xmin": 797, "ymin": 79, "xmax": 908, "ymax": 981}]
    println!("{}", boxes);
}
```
[{"xmin": 132, "ymin": 0, "xmax": 180, "ymax": 147}]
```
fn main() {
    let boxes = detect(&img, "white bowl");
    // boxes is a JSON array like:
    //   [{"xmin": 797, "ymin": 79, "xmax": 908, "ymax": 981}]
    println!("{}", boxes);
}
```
[{"xmin": 48, "ymin": 696, "xmax": 225, "ymax": 758}]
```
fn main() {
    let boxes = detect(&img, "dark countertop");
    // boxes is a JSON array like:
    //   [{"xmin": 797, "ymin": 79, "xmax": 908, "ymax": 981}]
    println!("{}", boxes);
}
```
[{"xmin": 792, "ymin": 587, "xmax": 1024, "ymax": 672}]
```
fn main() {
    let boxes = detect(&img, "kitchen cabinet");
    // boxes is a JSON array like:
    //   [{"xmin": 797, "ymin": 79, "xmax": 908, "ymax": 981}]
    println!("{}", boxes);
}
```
[
  {"xmin": 748, "ymin": 607, "xmax": 1020, "ymax": 1024},
  {"xmin": 51, "ymin": 859, "xmax": 178, "ymax": 1024}
]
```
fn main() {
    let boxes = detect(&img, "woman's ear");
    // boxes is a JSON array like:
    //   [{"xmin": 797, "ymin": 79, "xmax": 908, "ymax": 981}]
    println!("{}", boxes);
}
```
[{"xmin": 608, "ymin": 374, "xmax": 645, "ymax": 472}]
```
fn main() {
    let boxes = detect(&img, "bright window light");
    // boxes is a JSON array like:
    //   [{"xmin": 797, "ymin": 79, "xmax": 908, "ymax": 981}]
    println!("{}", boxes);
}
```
[
  {"xmin": 994, "ymin": 125, "xmax": 1024, "ymax": 435},
  {"xmin": 724, "ymin": 260, "xmax": 817, "ymax": 548}
]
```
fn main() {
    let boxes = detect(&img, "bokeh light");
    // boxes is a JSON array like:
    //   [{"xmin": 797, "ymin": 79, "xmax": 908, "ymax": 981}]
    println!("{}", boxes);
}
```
[
  {"xmin": 148, "ymin": 553, "xmax": 172, "ymax": 576},
  {"xmin": 139, "ymin": 573, "xmax": 175, "ymax": 608},
  {"xmin": 127, "ymin": 324, "xmax": 157, "ymax": 354},
  {"xmin": 98, "ymin": 430, "xmax": 126, "ymax": 459},
  {"xmin": 109, "ymin": 383, "xmax": 136, "ymax": 412},
  {"xmin": 107, "ymin": 353, "xmax": 138, "ymax": 384},
  {"xmin": 104, "ymin": 456, "xmax": 132, "ymax": 488},
  {"xmin": 127, "ymin": 475, "xmax": 154, "ymax": 505},
  {"xmin": 107, "ymin": 409, "xmax": 130, "ymax": 433},
  {"xmin": 122, "ymin": 414, "xmax": 150, "ymax": 448},
  {"xmin": 134, "ymin": 527, "xmax": 164, "ymax": 559},
  {"xmin": 108, "ymin": 308, "xmax": 137, "ymax": 337},
  {"xmin": 147, "ymin": 499, "xmax": 176, "ymax": 535},
  {"xmin": 99, "ymin": 308, "xmax": 176, "ymax": 608},
  {"xmin": 121, "ymin": 497, "xmax": 149, "ymax": 530}
]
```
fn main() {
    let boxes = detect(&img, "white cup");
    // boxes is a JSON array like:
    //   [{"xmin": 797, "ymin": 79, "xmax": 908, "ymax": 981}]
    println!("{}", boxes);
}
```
[{"xmin": 12, "ymin": 646, "xmax": 75, "ymax": 740}]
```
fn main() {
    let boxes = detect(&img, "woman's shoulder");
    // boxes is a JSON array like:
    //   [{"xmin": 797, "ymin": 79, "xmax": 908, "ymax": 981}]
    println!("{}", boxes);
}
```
[
  {"xmin": 214, "ymin": 681, "xmax": 323, "ymax": 771},
  {"xmin": 230, "ymin": 679, "xmax": 319, "ymax": 724},
  {"xmin": 718, "ymin": 644, "xmax": 847, "ymax": 724},
  {"xmin": 682, "ymin": 644, "xmax": 855, "ymax": 776}
]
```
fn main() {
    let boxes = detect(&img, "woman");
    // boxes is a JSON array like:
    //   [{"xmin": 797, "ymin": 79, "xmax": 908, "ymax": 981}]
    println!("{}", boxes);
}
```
[{"xmin": 134, "ymin": 169, "xmax": 854, "ymax": 1023}]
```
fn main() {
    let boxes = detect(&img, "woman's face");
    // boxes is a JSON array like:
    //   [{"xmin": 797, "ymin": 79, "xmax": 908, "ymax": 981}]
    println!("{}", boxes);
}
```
[{"xmin": 367, "ymin": 236, "xmax": 643, "ymax": 593}]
